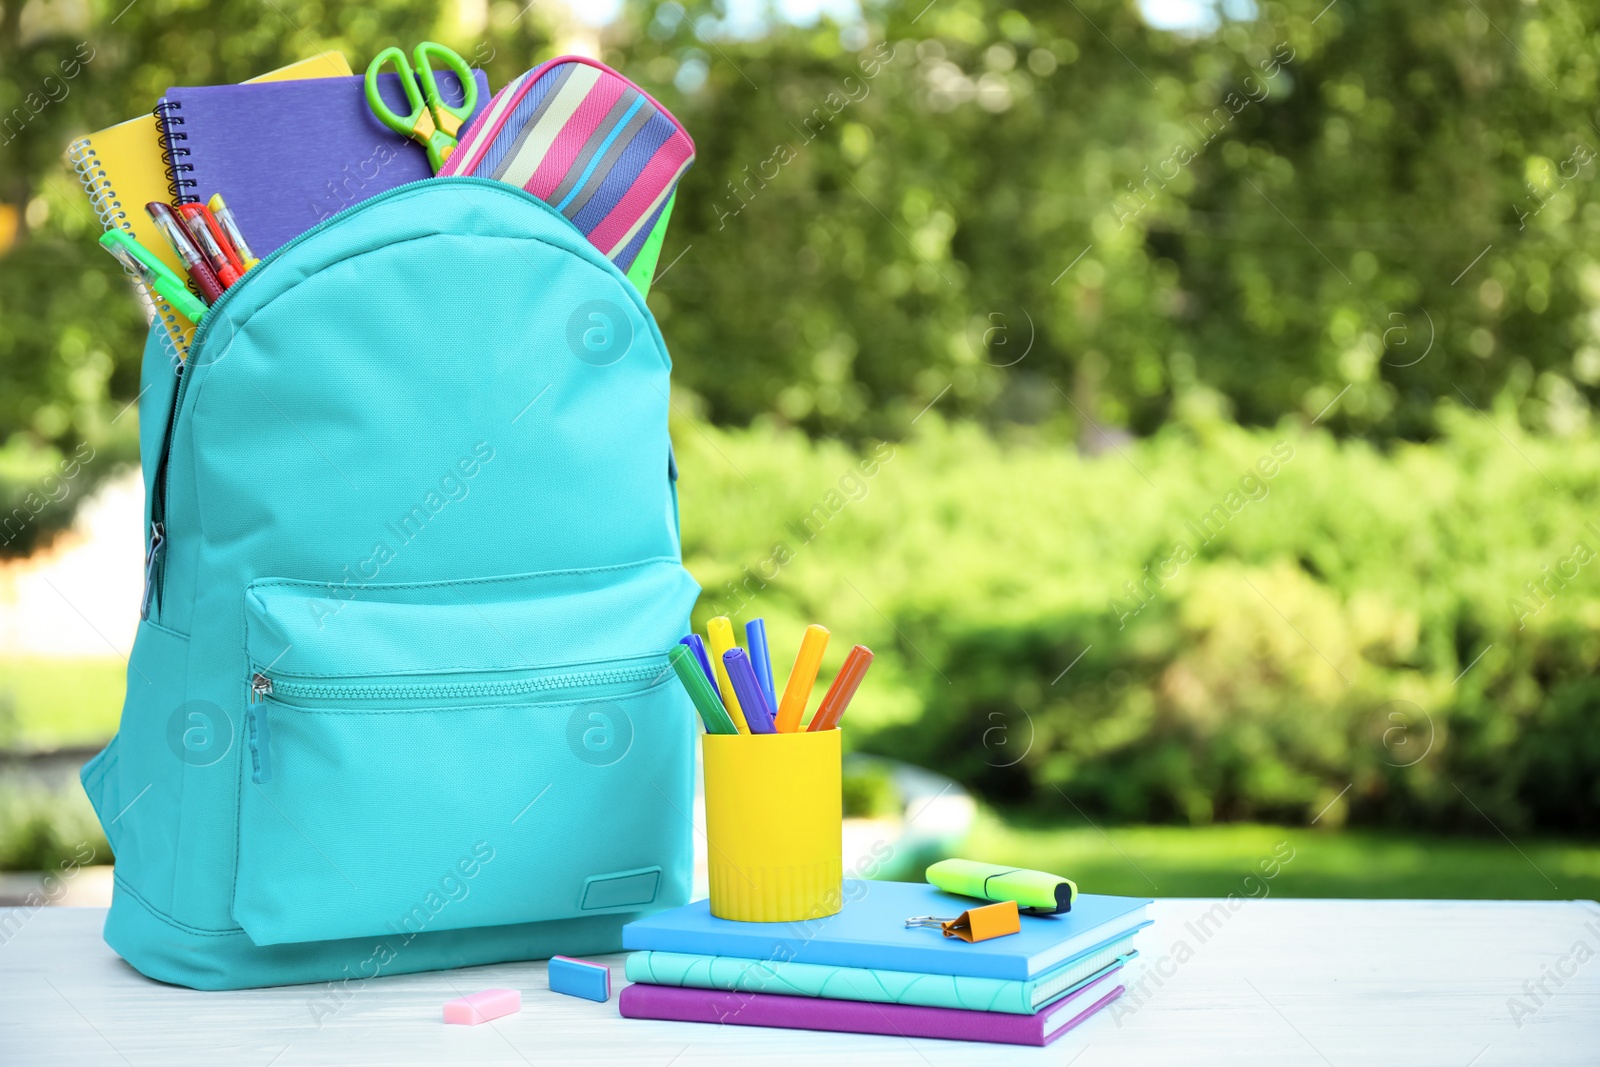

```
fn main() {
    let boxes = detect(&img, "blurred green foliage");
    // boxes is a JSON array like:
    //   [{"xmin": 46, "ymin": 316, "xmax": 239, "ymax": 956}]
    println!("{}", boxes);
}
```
[
  {"xmin": 627, "ymin": 0, "xmax": 1600, "ymax": 441},
  {"xmin": 840, "ymin": 759, "xmax": 901, "ymax": 818},
  {"xmin": 0, "ymin": 785, "xmax": 106, "ymax": 872},
  {"xmin": 6, "ymin": 1, "xmax": 1600, "ymax": 540},
  {"xmin": 959, "ymin": 810, "xmax": 1600, "ymax": 900},
  {"xmin": 676, "ymin": 407, "xmax": 1600, "ymax": 833},
  {"xmin": 0, "ymin": 656, "xmax": 128, "ymax": 751}
]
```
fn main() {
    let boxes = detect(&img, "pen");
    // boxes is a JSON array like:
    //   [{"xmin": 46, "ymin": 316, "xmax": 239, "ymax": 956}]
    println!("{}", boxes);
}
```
[
  {"xmin": 745, "ymin": 618, "xmax": 778, "ymax": 714},
  {"xmin": 207, "ymin": 193, "xmax": 260, "ymax": 270},
  {"xmin": 99, "ymin": 229, "xmax": 209, "ymax": 324},
  {"xmin": 177, "ymin": 203, "xmax": 243, "ymax": 287},
  {"xmin": 722, "ymin": 648, "xmax": 777, "ymax": 733},
  {"xmin": 145, "ymin": 202, "xmax": 224, "ymax": 303},
  {"xmin": 776, "ymin": 624, "xmax": 829, "ymax": 733},
  {"xmin": 668, "ymin": 645, "xmax": 738, "ymax": 735},
  {"xmin": 808, "ymin": 645, "xmax": 873, "ymax": 732},
  {"xmin": 705, "ymin": 617, "xmax": 750, "ymax": 733},
  {"xmin": 678, "ymin": 634, "xmax": 717, "ymax": 691}
]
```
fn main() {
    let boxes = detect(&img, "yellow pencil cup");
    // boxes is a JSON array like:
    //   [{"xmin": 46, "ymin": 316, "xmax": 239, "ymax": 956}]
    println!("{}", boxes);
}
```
[{"xmin": 702, "ymin": 728, "xmax": 842, "ymax": 922}]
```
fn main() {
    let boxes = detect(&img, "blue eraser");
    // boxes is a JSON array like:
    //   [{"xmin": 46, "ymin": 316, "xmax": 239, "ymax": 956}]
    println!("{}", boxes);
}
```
[{"xmin": 549, "ymin": 955, "xmax": 611, "ymax": 1002}]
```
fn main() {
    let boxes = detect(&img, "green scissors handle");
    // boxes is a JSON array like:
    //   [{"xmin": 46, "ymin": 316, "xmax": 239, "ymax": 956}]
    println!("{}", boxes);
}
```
[{"xmin": 364, "ymin": 42, "xmax": 479, "ymax": 173}]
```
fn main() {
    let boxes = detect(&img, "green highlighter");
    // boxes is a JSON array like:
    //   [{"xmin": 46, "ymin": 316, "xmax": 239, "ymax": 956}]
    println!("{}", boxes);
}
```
[
  {"xmin": 926, "ymin": 859, "xmax": 1078, "ymax": 915},
  {"xmin": 99, "ymin": 228, "xmax": 208, "ymax": 324}
]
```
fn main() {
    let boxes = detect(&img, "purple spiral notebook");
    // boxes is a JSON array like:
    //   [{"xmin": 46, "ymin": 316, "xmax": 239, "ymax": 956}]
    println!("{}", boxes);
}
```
[
  {"xmin": 158, "ymin": 70, "xmax": 490, "ymax": 258},
  {"xmin": 618, "ymin": 968, "xmax": 1125, "ymax": 1047}
]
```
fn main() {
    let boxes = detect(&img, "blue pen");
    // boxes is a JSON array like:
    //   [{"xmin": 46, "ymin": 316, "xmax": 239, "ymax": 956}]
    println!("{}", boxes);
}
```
[
  {"xmin": 679, "ymin": 634, "xmax": 717, "ymax": 690},
  {"xmin": 722, "ymin": 648, "xmax": 777, "ymax": 733},
  {"xmin": 745, "ymin": 619, "xmax": 778, "ymax": 712}
]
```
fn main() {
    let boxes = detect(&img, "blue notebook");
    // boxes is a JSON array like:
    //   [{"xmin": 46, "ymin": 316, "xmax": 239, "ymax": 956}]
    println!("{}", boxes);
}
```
[
  {"xmin": 158, "ymin": 70, "xmax": 490, "ymax": 257},
  {"xmin": 622, "ymin": 880, "xmax": 1152, "ymax": 982}
]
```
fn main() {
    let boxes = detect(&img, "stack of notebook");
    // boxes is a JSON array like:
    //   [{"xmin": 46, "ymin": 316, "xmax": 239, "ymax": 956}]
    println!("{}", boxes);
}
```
[
  {"xmin": 67, "ymin": 52, "xmax": 353, "ymax": 360},
  {"xmin": 619, "ymin": 880, "xmax": 1151, "ymax": 1047},
  {"xmin": 67, "ymin": 52, "xmax": 488, "ymax": 362}
]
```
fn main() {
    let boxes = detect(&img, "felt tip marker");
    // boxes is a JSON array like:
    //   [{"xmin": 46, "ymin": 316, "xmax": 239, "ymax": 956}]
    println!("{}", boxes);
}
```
[
  {"xmin": 678, "ymin": 634, "xmax": 717, "ymax": 691},
  {"xmin": 705, "ymin": 616, "xmax": 749, "ymax": 733},
  {"xmin": 809, "ymin": 645, "xmax": 873, "ymax": 732},
  {"xmin": 776, "ymin": 624, "xmax": 829, "ymax": 733},
  {"xmin": 669, "ymin": 644, "xmax": 738, "ymax": 735},
  {"xmin": 723, "ymin": 647, "xmax": 777, "ymax": 733},
  {"xmin": 745, "ymin": 618, "xmax": 779, "ymax": 715}
]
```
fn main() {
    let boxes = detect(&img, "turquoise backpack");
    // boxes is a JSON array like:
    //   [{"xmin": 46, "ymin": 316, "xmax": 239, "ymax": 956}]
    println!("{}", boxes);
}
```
[{"xmin": 80, "ymin": 179, "xmax": 700, "ymax": 991}]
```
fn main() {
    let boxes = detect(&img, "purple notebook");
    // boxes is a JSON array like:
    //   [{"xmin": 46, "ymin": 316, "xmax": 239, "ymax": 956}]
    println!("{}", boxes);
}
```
[
  {"xmin": 618, "ymin": 969, "xmax": 1125, "ymax": 1047},
  {"xmin": 158, "ymin": 70, "xmax": 490, "ymax": 257}
]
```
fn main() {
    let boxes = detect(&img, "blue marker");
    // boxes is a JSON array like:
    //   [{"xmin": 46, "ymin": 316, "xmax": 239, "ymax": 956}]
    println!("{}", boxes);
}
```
[
  {"xmin": 722, "ymin": 648, "xmax": 777, "ymax": 733},
  {"xmin": 679, "ymin": 634, "xmax": 717, "ymax": 690},
  {"xmin": 745, "ymin": 618, "xmax": 779, "ymax": 712}
]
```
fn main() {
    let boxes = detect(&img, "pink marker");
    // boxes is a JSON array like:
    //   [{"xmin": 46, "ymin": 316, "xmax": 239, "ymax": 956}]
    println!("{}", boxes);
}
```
[{"xmin": 443, "ymin": 988, "xmax": 521, "ymax": 1025}]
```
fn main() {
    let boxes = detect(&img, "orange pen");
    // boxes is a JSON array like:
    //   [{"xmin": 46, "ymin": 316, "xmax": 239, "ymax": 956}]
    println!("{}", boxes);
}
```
[
  {"xmin": 808, "ymin": 645, "xmax": 873, "ymax": 732},
  {"xmin": 177, "ymin": 203, "xmax": 244, "ymax": 286},
  {"xmin": 775, "ymin": 624, "xmax": 829, "ymax": 732}
]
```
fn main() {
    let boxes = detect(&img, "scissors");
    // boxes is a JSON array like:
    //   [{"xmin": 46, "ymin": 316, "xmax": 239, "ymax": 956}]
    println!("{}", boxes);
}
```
[{"xmin": 364, "ymin": 42, "xmax": 479, "ymax": 173}]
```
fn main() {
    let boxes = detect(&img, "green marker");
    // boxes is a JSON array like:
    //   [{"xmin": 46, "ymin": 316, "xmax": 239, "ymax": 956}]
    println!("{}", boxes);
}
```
[
  {"xmin": 926, "ymin": 859, "xmax": 1078, "ymax": 914},
  {"xmin": 669, "ymin": 643, "xmax": 738, "ymax": 735},
  {"xmin": 99, "ymin": 229, "xmax": 208, "ymax": 323}
]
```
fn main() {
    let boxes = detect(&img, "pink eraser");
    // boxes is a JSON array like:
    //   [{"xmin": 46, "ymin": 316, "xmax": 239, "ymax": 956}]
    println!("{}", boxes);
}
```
[{"xmin": 443, "ymin": 988, "xmax": 521, "ymax": 1024}]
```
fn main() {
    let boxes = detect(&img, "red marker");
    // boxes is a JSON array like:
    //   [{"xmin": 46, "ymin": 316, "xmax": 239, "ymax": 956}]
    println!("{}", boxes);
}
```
[
  {"xmin": 177, "ymin": 202, "xmax": 244, "ymax": 287},
  {"xmin": 808, "ymin": 645, "xmax": 873, "ymax": 732},
  {"xmin": 146, "ymin": 202, "xmax": 224, "ymax": 303}
]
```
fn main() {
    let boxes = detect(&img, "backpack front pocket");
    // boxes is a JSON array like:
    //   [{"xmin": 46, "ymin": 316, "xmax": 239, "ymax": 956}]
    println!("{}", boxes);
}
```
[{"xmin": 232, "ymin": 561, "xmax": 698, "ymax": 947}]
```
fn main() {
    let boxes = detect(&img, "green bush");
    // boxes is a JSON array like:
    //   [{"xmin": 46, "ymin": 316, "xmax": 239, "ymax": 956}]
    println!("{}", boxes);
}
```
[
  {"xmin": 0, "ymin": 785, "xmax": 107, "ymax": 872},
  {"xmin": 677, "ymin": 404, "xmax": 1600, "ymax": 833}
]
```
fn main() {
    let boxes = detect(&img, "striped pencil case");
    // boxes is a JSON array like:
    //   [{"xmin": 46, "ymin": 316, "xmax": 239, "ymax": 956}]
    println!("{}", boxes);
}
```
[{"xmin": 440, "ymin": 56, "xmax": 694, "ymax": 292}]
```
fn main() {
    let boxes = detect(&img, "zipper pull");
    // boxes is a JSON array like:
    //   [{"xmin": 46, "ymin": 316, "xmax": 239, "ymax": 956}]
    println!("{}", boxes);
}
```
[
  {"xmin": 139, "ymin": 522, "xmax": 165, "ymax": 620},
  {"xmin": 248, "ymin": 672, "xmax": 274, "ymax": 784}
]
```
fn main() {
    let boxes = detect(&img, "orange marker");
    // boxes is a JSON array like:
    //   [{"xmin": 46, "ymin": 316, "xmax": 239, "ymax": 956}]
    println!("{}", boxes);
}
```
[
  {"xmin": 809, "ymin": 645, "xmax": 873, "ymax": 732},
  {"xmin": 776, "ymin": 624, "xmax": 829, "ymax": 732}
]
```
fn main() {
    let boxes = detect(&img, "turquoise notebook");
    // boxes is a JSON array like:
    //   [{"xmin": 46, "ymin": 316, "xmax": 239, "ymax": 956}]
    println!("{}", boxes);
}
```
[
  {"xmin": 620, "ymin": 880, "xmax": 1151, "ymax": 982},
  {"xmin": 625, "ymin": 939, "xmax": 1141, "ymax": 1014}
]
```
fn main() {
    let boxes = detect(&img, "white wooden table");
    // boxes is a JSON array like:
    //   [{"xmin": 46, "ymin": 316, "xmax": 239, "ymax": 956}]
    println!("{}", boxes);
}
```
[{"xmin": 2, "ymin": 899, "xmax": 1597, "ymax": 1065}]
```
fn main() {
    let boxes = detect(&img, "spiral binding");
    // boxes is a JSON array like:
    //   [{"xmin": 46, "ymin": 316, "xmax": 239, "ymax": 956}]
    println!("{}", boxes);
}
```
[
  {"xmin": 67, "ymin": 137, "xmax": 128, "ymax": 232},
  {"xmin": 153, "ymin": 99, "xmax": 198, "ymax": 204},
  {"xmin": 68, "ymin": 134, "xmax": 191, "ymax": 360}
]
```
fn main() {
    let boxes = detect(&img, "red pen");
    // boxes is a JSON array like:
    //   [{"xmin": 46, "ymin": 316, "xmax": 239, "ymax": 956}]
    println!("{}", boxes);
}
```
[
  {"xmin": 146, "ymin": 202, "xmax": 224, "ymax": 304},
  {"xmin": 808, "ymin": 645, "xmax": 873, "ymax": 731},
  {"xmin": 177, "ymin": 202, "xmax": 243, "ymax": 287}
]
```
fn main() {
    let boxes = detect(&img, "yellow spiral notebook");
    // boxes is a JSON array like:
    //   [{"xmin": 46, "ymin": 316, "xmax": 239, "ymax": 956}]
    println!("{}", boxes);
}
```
[{"xmin": 66, "ymin": 52, "xmax": 351, "ymax": 361}]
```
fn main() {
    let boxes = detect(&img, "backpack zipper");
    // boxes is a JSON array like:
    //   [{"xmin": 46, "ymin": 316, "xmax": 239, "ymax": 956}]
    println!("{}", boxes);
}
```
[
  {"xmin": 244, "ymin": 658, "xmax": 667, "ymax": 785},
  {"xmin": 139, "ymin": 521, "xmax": 165, "ymax": 620},
  {"xmin": 141, "ymin": 352, "xmax": 183, "ymax": 620},
  {"xmin": 251, "ymin": 660, "xmax": 664, "ymax": 703}
]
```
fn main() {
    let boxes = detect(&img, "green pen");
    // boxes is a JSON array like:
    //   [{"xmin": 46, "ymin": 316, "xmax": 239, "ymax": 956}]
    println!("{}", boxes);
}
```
[
  {"xmin": 99, "ymin": 229, "xmax": 208, "ymax": 324},
  {"xmin": 669, "ymin": 644, "xmax": 738, "ymax": 735},
  {"xmin": 926, "ymin": 859, "xmax": 1079, "ymax": 915}
]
